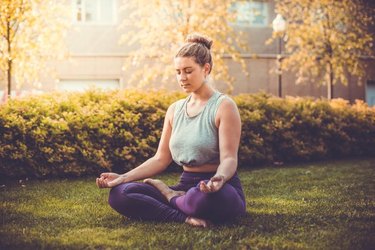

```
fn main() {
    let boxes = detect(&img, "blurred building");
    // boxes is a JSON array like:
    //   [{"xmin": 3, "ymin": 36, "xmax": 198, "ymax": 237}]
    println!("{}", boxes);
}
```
[{"xmin": 1, "ymin": 0, "xmax": 374, "ymax": 105}]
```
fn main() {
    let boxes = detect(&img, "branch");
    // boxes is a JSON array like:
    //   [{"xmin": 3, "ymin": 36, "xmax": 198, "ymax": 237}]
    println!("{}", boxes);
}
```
[{"xmin": 9, "ymin": 0, "xmax": 29, "ymax": 42}]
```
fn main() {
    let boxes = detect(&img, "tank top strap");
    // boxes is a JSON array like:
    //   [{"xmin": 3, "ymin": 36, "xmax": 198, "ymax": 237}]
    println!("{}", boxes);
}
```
[{"xmin": 173, "ymin": 98, "xmax": 188, "ymax": 119}]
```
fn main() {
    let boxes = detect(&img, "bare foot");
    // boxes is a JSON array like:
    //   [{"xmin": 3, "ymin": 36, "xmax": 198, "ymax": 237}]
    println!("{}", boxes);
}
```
[
  {"xmin": 144, "ymin": 178, "xmax": 185, "ymax": 201},
  {"xmin": 185, "ymin": 216, "xmax": 209, "ymax": 228}
]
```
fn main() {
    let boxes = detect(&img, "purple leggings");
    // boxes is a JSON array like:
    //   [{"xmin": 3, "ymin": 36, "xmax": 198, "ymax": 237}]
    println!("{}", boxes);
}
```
[{"xmin": 108, "ymin": 171, "xmax": 246, "ymax": 223}]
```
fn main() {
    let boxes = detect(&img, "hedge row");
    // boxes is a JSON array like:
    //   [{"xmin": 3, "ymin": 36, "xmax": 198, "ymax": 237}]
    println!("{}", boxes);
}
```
[
  {"xmin": 237, "ymin": 93, "xmax": 375, "ymax": 165},
  {"xmin": 0, "ymin": 90, "xmax": 374, "ymax": 178}
]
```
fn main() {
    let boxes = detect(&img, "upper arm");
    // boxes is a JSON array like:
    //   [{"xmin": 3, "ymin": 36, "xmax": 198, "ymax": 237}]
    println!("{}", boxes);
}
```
[
  {"xmin": 153, "ymin": 102, "xmax": 176, "ymax": 165},
  {"xmin": 215, "ymin": 98, "xmax": 241, "ymax": 163}
]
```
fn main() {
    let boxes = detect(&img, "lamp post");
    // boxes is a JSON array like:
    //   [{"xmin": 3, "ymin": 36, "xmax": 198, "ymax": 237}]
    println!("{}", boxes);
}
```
[{"xmin": 272, "ymin": 14, "xmax": 286, "ymax": 98}]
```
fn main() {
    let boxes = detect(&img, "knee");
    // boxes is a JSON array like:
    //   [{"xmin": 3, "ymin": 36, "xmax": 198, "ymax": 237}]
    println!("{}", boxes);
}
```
[
  {"xmin": 181, "ymin": 187, "xmax": 210, "ymax": 216},
  {"xmin": 108, "ymin": 183, "xmax": 133, "ymax": 211},
  {"xmin": 184, "ymin": 184, "xmax": 245, "ymax": 219}
]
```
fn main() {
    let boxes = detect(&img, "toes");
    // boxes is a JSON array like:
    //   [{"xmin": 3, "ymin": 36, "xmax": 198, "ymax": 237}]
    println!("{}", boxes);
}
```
[
  {"xmin": 143, "ymin": 178, "xmax": 152, "ymax": 184},
  {"xmin": 185, "ymin": 217, "xmax": 208, "ymax": 228}
]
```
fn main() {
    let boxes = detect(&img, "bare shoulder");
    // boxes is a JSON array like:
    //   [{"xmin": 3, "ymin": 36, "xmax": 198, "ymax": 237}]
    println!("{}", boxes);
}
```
[
  {"xmin": 167, "ymin": 101, "xmax": 177, "ymax": 113},
  {"xmin": 217, "ymin": 96, "xmax": 239, "ymax": 114},
  {"xmin": 166, "ymin": 99, "xmax": 184, "ymax": 125},
  {"xmin": 167, "ymin": 99, "xmax": 185, "ymax": 115},
  {"xmin": 165, "ymin": 102, "xmax": 176, "ymax": 121},
  {"xmin": 215, "ymin": 96, "xmax": 240, "ymax": 127}
]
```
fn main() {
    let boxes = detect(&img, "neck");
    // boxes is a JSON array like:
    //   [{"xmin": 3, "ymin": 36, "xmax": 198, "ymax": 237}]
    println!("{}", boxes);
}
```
[{"xmin": 190, "ymin": 84, "xmax": 215, "ymax": 102}]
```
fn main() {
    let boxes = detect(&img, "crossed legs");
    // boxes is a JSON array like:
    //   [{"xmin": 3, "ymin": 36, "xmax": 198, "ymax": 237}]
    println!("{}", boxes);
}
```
[
  {"xmin": 108, "ymin": 182, "xmax": 187, "ymax": 223},
  {"xmin": 108, "ymin": 177, "xmax": 245, "ymax": 227},
  {"xmin": 144, "ymin": 178, "xmax": 209, "ymax": 227},
  {"xmin": 144, "ymin": 178, "xmax": 245, "ymax": 225}
]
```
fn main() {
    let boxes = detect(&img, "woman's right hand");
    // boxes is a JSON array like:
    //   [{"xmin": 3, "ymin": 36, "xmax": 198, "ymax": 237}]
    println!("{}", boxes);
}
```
[{"xmin": 96, "ymin": 173, "xmax": 126, "ymax": 188}]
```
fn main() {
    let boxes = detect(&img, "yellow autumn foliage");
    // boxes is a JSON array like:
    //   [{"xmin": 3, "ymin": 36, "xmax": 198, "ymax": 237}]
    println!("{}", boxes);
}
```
[
  {"xmin": 118, "ymin": 0, "xmax": 250, "ymax": 93},
  {"xmin": 270, "ymin": 0, "xmax": 374, "ymax": 99},
  {"xmin": 0, "ymin": 0, "xmax": 70, "ymax": 93}
]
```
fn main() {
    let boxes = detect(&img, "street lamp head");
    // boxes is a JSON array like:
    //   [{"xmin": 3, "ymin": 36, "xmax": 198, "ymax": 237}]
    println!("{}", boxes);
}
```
[{"xmin": 272, "ymin": 14, "xmax": 286, "ymax": 33}]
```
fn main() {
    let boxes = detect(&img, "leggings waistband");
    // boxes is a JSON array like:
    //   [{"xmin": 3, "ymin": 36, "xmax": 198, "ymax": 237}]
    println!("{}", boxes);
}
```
[{"xmin": 171, "ymin": 171, "xmax": 243, "ymax": 192}]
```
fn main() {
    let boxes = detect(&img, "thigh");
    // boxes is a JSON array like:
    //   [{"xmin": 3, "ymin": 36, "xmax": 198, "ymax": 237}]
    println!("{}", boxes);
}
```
[
  {"xmin": 118, "ymin": 182, "xmax": 168, "ymax": 204},
  {"xmin": 109, "ymin": 183, "xmax": 187, "ymax": 222}
]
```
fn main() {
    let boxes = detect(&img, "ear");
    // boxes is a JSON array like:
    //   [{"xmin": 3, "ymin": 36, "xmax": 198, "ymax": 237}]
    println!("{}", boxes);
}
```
[{"xmin": 204, "ymin": 63, "xmax": 211, "ymax": 75}]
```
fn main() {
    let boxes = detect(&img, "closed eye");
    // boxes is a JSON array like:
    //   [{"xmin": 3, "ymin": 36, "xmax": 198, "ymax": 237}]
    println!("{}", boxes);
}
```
[{"xmin": 176, "ymin": 68, "xmax": 193, "ymax": 74}]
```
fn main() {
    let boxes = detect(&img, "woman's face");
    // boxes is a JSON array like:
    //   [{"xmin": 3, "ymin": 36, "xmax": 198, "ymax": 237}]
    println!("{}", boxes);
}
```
[{"xmin": 174, "ymin": 56, "xmax": 209, "ymax": 93}]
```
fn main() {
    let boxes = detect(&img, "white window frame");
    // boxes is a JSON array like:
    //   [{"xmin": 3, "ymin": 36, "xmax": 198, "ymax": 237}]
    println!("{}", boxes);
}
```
[{"xmin": 72, "ymin": 0, "xmax": 117, "ymax": 25}]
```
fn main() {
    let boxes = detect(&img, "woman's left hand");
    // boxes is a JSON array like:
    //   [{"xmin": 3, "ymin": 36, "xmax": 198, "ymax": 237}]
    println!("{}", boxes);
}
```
[{"xmin": 199, "ymin": 174, "xmax": 225, "ymax": 193}]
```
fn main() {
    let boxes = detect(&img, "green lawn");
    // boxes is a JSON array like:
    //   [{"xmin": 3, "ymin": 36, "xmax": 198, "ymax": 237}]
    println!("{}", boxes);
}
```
[{"xmin": 1, "ymin": 158, "xmax": 374, "ymax": 249}]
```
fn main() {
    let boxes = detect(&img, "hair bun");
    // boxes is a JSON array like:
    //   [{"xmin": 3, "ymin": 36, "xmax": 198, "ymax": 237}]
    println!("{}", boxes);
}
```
[{"xmin": 186, "ymin": 33, "xmax": 213, "ymax": 50}]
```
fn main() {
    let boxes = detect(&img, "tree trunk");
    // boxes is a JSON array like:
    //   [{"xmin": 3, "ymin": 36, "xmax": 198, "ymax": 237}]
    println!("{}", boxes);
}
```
[
  {"xmin": 327, "ymin": 63, "xmax": 334, "ymax": 99},
  {"xmin": 7, "ymin": 59, "xmax": 12, "ymax": 98},
  {"xmin": 6, "ymin": 18, "xmax": 12, "ymax": 98}
]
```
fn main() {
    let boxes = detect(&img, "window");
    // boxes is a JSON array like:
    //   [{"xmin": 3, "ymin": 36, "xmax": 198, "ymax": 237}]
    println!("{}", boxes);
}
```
[
  {"xmin": 366, "ymin": 80, "xmax": 375, "ymax": 107},
  {"xmin": 57, "ymin": 79, "xmax": 120, "ymax": 92},
  {"xmin": 73, "ymin": 0, "xmax": 116, "ymax": 24},
  {"xmin": 231, "ymin": 1, "xmax": 269, "ymax": 27}
]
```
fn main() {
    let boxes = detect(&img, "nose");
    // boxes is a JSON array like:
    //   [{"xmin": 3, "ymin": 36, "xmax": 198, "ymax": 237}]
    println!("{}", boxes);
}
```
[{"xmin": 178, "ymin": 72, "xmax": 187, "ymax": 82}]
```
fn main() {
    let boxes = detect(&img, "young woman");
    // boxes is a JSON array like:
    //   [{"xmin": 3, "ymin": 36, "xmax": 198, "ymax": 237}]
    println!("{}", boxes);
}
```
[{"xmin": 96, "ymin": 33, "xmax": 246, "ymax": 227}]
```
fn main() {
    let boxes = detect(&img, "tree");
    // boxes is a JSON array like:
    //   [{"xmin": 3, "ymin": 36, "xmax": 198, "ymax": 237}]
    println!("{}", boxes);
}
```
[
  {"xmin": 0, "ymin": 0, "xmax": 70, "ymax": 98},
  {"xmin": 271, "ymin": 0, "xmax": 374, "ymax": 99},
  {"xmin": 119, "ymin": 0, "xmax": 249, "ymax": 93}
]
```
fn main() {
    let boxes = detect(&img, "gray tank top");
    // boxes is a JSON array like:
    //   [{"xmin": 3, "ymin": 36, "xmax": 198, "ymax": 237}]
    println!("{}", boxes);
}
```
[{"xmin": 169, "ymin": 91, "xmax": 226, "ymax": 167}]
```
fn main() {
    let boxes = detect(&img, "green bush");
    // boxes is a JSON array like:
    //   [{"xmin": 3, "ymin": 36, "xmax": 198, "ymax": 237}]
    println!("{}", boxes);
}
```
[
  {"xmin": 236, "ymin": 94, "xmax": 375, "ymax": 165},
  {"xmin": 0, "ymin": 90, "xmax": 374, "ymax": 178}
]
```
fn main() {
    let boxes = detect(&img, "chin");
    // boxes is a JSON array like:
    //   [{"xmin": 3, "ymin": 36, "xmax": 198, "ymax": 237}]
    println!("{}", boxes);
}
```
[{"xmin": 180, "ymin": 86, "xmax": 192, "ymax": 93}]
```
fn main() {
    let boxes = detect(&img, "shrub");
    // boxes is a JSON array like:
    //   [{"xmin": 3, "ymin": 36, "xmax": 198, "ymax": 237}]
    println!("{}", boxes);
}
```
[
  {"xmin": 0, "ymin": 90, "xmax": 374, "ymax": 178},
  {"xmin": 235, "ymin": 94, "xmax": 375, "ymax": 166}
]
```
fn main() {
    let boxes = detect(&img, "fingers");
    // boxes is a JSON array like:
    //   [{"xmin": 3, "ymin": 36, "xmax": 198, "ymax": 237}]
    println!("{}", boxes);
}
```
[
  {"xmin": 97, "ymin": 173, "xmax": 114, "ymax": 188},
  {"xmin": 199, "ymin": 177, "xmax": 224, "ymax": 193},
  {"xmin": 207, "ymin": 181, "xmax": 217, "ymax": 192},
  {"xmin": 199, "ymin": 181, "xmax": 213, "ymax": 193},
  {"xmin": 100, "ymin": 173, "xmax": 111, "ymax": 178},
  {"xmin": 96, "ymin": 177, "xmax": 108, "ymax": 188},
  {"xmin": 96, "ymin": 178, "xmax": 102, "ymax": 188},
  {"xmin": 96, "ymin": 178, "xmax": 103, "ymax": 188}
]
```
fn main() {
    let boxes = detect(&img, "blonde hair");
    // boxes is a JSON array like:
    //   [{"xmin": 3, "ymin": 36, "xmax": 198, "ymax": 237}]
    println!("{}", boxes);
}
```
[{"xmin": 175, "ymin": 33, "xmax": 213, "ymax": 73}]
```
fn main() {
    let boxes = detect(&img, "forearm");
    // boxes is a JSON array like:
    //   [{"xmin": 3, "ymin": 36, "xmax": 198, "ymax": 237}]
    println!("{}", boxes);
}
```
[
  {"xmin": 215, "ymin": 157, "xmax": 238, "ymax": 182},
  {"xmin": 121, "ymin": 157, "xmax": 170, "ymax": 183}
]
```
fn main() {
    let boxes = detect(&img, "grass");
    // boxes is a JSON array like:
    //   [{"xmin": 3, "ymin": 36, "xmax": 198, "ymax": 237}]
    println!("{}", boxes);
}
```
[{"xmin": 1, "ymin": 158, "xmax": 374, "ymax": 250}]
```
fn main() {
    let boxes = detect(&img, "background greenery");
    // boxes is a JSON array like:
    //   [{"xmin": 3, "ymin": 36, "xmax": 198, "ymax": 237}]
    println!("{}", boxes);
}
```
[
  {"xmin": 0, "ymin": 158, "xmax": 374, "ymax": 249},
  {"xmin": 0, "ymin": 90, "xmax": 374, "ymax": 178}
]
